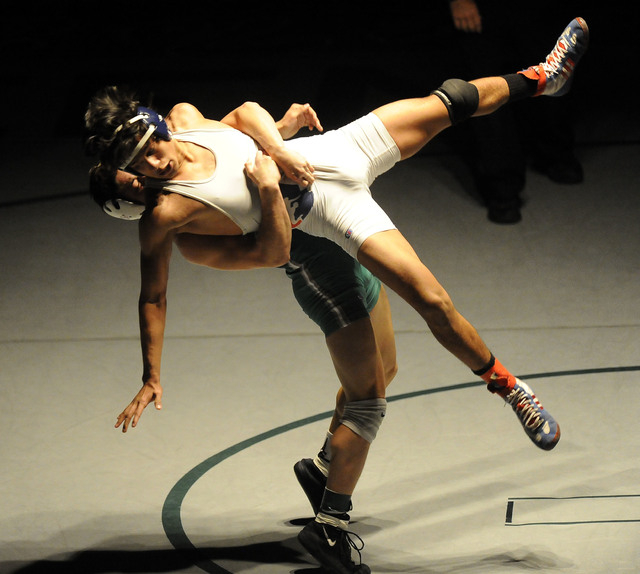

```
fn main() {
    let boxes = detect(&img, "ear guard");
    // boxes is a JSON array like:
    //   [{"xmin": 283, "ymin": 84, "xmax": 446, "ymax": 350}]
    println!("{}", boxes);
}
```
[
  {"xmin": 102, "ymin": 198, "xmax": 146, "ymax": 220},
  {"xmin": 114, "ymin": 106, "xmax": 172, "ymax": 170}
]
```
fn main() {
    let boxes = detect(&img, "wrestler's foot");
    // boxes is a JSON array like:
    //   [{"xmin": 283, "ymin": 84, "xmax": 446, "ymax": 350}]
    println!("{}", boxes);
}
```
[
  {"xmin": 298, "ymin": 518, "xmax": 371, "ymax": 574},
  {"xmin": 294, "ymin": 458, "xmax": 327, "ymax": 516},
  {"xmin": 488, "ymin": 377, "xmax": 561, "ymax": 450},
  {"xmin": 520, "ymin": 17, "xmax": 589, "ymax": 97}
]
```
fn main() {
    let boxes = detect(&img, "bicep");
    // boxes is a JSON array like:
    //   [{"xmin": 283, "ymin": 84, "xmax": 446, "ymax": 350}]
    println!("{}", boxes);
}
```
[{"xmin": 219, "ymin": 103, "xmax": 253, "ymax": 130}]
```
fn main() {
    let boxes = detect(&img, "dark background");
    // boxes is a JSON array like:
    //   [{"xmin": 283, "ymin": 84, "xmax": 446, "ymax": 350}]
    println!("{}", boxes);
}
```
[{"xmin": 0, "ymin": 1, "xmax": 635, "ymax": 203}]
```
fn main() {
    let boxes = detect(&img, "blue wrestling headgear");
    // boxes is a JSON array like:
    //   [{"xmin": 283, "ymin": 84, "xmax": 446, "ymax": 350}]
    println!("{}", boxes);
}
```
[
  {"xmin": 102, "ymin": 198, "xmax": 146, "ymax": 220},
  {"xmin": 114, "ymin": 106, "xmax": 172, "ymax": 170}
]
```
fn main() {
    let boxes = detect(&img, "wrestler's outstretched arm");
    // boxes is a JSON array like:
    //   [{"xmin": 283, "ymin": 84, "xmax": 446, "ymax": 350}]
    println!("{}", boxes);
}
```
[{"xmin": 114, "ymin": 154, "xmax": 291, "ymax": 432}]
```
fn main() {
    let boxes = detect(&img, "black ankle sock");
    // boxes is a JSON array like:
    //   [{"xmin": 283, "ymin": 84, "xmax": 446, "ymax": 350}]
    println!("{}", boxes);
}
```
[
  {"xmin": 472, "ymin": 353, "xmax": 495, "ymax": 376},
  {"xmin": 320, "ymin": 488, "xmax": 352, "ymax": 515},
  {"xmin": 503, "ymin": 73, "xmax": 538, "ymax": 102}
]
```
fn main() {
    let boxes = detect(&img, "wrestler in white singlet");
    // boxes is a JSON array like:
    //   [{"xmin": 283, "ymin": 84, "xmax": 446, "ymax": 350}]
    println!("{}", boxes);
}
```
[{"xmin": 162, "ymin": 113, "xmax": 401, "ymax": 257}]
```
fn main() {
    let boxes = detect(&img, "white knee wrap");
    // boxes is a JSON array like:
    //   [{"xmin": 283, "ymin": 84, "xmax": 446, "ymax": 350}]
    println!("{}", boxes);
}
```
[{"xmin": 341, "ymin": 398, "xmax": 387, "ymax": 443}]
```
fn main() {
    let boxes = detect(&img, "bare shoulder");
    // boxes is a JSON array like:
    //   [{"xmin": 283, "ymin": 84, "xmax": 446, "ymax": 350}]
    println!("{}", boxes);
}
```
[
  {"xmin": 166, "ymin": 103, "xmax": 228, "ymax": 132},
  {"xmin": 165, "ymin": 103, "xmax": 204, "ymax": 131},
  {"xmin": 139, "ymin": 194, "xmax": 190, "ymax": 243}
]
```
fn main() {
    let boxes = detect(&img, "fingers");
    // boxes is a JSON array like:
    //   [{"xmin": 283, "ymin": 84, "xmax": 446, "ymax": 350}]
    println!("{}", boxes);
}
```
[
  {"xmin": 115, "ymin": 409, "xmax": 134, "ymax": 433},
  {"xmin": 245, "ymin": 151, "xmax": 283, "ymax": 187},
  {"xmin": 115, "ymin": 412, "xmax": 127, "ymax": 431},
  {"xmin": 114, "ymin": 384, "xmax": 162, "ymax": 433},
  {"xmin": 301, "ymin": 103, "xmax": 323, "ymax": 132},
  {"xmin": 291, "ymin": 164, "xmax": 315, "ymax": 186},
  {"xmin": 245, "ymin": 150, "xmax": 273, "ymax": 173},
  {"xmin": 154, "ymin": 386, "xmax": 163, "ymax": 410},
  {"xmin": 450, "ymin": 0, "xmax": 482, "ymax": 33},
  {"xmin": 248, "ymin": 148, "xmax": 314, "ymax": 187},
  {"xmin": 288, "ymin": 156, "xmax": 315, "ymax": 185},
  {"xmin": 115, "ymin": 403, "xmax": 142, "ymax": 433},
  {"xmin": 455, "ymin": 15, "xmax": 482, "ymax": 33}
]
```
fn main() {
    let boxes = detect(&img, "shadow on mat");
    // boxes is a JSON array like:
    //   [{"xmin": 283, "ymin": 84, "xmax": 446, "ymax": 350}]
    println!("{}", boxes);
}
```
[
  {"xmin": 1, "ymin": 536, "xmax": 310, "ymax": 574},
  {"xmin": 0, "ymin": 539, "xmax": 574, "ymax": 574}
]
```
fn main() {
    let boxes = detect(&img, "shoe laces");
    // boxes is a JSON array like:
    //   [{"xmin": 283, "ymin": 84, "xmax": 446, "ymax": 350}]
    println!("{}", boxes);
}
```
[
  {"xmin": 542, "ymin": 35, "xmax": 574, "ymax": 77},
  {"xmin": 504, "ymin": 387, "xmax": 544, "ymax": 430},
  {"xmin": 338, "ymin": 528, "xmax": 366, "ymax": 567}
]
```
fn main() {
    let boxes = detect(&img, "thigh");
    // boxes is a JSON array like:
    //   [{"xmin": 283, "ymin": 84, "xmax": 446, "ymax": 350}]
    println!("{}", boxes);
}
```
[
  {"xmin": 357, "ymin": 228, "xmax": 451, "ymax": 314},
  {"xmin": 301, "ymin": 177, "xmax": 397, "ymax": 259},
  {"xmin": 368, "ymin": 286, "xmax": 398, "ymax": 387},
  {"xmin": 325, "ymin": 316, "xmax": 387, "ymax": 402},
  {"xmin": 372, "ymin": 96, "xmax": 451, "ymax": 160},
  {"xmin": 287, "ymin": 114, "xmax": 401, "ymax": 183}
]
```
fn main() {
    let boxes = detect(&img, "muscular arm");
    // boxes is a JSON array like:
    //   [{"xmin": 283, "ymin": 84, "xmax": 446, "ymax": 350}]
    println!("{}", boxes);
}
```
[
  {"xmin": 222, "ymin": 101, "xmax": 319, "ymax": 185},
  {"xmin": 114, "ymin": 219, "xmax": 173, "ymax": 432},
  {"xmin": 138, "ymin": 223, "xmax": 173, "ymax": 386},
  {"xmin": 114, "ymin": 100, "xmax": 313, "ymax": 431},
  {"xmin": 168, "ymin": 101, "xmax": 320, "ymax": 185},
  {"xmin": 114, "ymin": 153, "xmax": 290, "ymax": 432},
  {"xmin": 221, "ymin": 102, "xmax": 287, "ymax": 155},
  {"xmin": 177, "ymin": 151, "xmax": 291, "ymax": 270}
]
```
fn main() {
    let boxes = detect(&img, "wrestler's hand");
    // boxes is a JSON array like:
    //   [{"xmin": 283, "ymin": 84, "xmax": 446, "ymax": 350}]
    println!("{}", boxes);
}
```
[
  {"xmin": 115, "ymin": 380, "xmax": 163, "ymax": 433},
  {"xmin": 277, "ymin": 103, "xmax": 323, "ymax": 140},
  {"xmin": 245, "ymin": 151, "xmax": 283, "ymax": 190},
  {"xmin": 449, "ymin": 0, "xmax": 482, "ymax": 33},
  {"xmin": 269, "ymin": 146, "xmax": 315, "ymax": 187}
]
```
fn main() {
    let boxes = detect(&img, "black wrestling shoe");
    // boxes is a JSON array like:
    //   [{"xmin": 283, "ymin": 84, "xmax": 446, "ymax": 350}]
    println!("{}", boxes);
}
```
[
  {"xmin": 294, "ymin": 458, "xmax": 327, "ymax": 516},
  {"xmin": 298, "ymin": 519, "xmax": 371, "ymax": 574}
]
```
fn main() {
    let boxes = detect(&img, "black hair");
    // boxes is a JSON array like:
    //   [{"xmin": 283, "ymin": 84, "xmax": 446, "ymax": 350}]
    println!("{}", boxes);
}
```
[{"xmin": 84, "ymin": 85, "xmax": 150, "ymax": 170}]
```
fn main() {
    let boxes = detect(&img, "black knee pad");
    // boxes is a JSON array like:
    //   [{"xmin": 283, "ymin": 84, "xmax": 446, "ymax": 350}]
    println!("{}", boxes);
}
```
[{"xmin": 431, "ymin": 79, "xmax": 479, "ymax": 125}]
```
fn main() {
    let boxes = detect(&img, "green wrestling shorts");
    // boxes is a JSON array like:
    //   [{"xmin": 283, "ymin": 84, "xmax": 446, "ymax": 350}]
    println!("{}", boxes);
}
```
[{"xmin": 284, "ymin": 230, "xmax": 381, "ymax": 336}]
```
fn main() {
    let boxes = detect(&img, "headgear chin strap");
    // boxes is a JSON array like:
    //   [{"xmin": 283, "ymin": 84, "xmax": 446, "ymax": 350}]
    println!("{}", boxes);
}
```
[
  {"xmin": 114, "ymin": 106, "xmax": 172, "ymax": 170},
  {"xmin": 102, "ymin": 198, "xmax": 146, "ymax": 220}
]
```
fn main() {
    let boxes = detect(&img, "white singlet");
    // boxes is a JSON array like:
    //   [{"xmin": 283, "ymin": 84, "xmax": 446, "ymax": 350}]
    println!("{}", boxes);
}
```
[
  {"xmin": 286, "ymin": 113, "xmax": 401, "ymax": 257},
  {"xmin": 161, "ymin": 113, "xmax": 401, "ymax": 258},
  {"xmin": 162, "ymin": 127, "xmax": 262, "ymax": 234}
]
